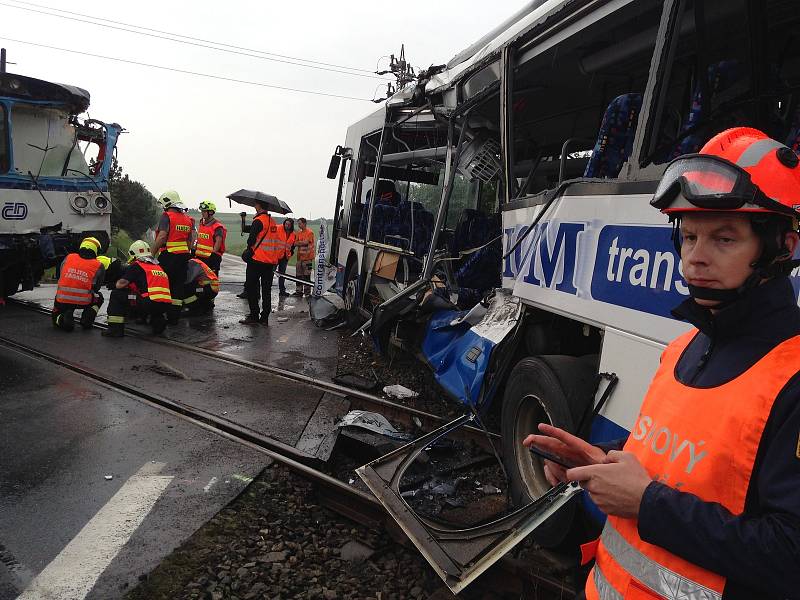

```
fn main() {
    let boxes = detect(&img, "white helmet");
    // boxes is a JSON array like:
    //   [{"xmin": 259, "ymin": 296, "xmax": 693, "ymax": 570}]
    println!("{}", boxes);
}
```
[
  {"xmin": 158, "ymin": 190, "xmax": 182, "ymax": 210},
  {"xmin": 128, "ymin": 240, "xmax": 152, "ymax": 262}
]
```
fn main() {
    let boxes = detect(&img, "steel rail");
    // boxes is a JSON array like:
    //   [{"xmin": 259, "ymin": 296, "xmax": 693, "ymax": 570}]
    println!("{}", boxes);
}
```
[
  {"xmin": 0, "ymin": 330, "xmax": 573, "ymax": 598},
  {"xmin": 8, "ymin": 298, "xmax": 500, "ymax": 449}
]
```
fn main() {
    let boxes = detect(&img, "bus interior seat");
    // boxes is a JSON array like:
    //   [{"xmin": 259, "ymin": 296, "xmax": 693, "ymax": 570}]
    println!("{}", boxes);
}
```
[
  {"xmin": 452, "ymin": 209, "xmax": 502, "ymax": 308},
  {"xmin": 670, "ymin": 59, "xmax": 741, "ymax": 158},
  {"xmin": 358, "ymin": 180, "xmax": 400, "ymax": 242},
  {"xmin": 583, "ymin": 93, "xmax": 643, "ymax": 179},
  {"xmin": 387, "ymin": 201, "xmax": 435, "ymax": 257}
]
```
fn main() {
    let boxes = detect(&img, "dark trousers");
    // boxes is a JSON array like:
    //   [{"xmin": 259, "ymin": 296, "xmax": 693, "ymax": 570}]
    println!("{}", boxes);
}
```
[
  {"xmin": 245, "ymin": 260, "xmax": 275, "ymax": 319},
  {"xmin": 199, "ymin": 253, "xmax": 222, "ymax": 275},
  {"xmin": 52, "ymin": 295, "xmax": 103, "ymax": 331},
  {"xmin": 277, "ymin": 257, "xmax": 288, "ymax": 293},
  {"xmin": 185, "ymin": 283, "xmax": 218, "ymax": 313},
  {"xmin": 107, "ymin": 288, "xmax": 169, "ymax": 333},
  {"xmin": 158, "ymin": 251, "xmax": 189, "ymax": 323}
]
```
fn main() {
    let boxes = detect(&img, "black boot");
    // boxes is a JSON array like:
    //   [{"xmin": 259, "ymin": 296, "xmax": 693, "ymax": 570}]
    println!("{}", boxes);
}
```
[
  {"xmin": 151, "ymin": 313, "xmax": 167, "ymax": 335},
  {"xmin": 54, "ymin": 311, "xmax": 75, "ymax": 332},
  {"xmin": 102, "ymin": 323, "xmax": 125, "ymax": 337}
]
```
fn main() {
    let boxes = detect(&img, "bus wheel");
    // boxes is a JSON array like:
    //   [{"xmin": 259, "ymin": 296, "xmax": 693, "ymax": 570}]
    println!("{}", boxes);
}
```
[
  {"xmin": 343, "ymin": 261, "xmax": 362, "ymax": 328},
  {"xmin": 500, "ymin": 355, "xmax": 596, "ymax": 547}
]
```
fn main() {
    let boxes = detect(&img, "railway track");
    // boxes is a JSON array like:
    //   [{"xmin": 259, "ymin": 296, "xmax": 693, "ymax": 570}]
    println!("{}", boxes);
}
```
[
  {"xmin": 8, "ymin": 298, "xmax": 500, "ymax": 451},
  {"xmin": 2, "ymin": 299, "xmax": 575, "ymax": 598}
]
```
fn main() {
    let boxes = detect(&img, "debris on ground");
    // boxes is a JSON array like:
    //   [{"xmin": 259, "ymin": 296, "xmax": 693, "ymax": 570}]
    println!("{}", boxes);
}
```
[
  {"xmin": 335, "ymin": 330, "xmax": 465, "ymax": 420},
  {"xmin": 382, "ymin": 384, "xmax": 419, "ymax": 399},
  {"xmin": 337, "ymin": 411, "xmax": 411, "ymax": 441},
  {"xmin": 104, "ymin": 475, "xmax": 113, "ymax": 481}
]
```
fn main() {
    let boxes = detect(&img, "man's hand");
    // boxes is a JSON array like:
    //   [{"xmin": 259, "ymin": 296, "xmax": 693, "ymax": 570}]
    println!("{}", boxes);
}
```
[
  {"xmin": 523, "ymin": 423, "xmax": 606, "ymax": 486},
  {"xmin": 566, "ymin": 451, "xmax": 652, "ymax": 518}
]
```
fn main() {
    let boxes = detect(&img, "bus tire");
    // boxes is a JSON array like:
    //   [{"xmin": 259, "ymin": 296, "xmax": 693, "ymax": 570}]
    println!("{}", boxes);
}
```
[
  {"xmin": 501, "ymin": 355, "xmax": 596, "ymax": 547},
  {"xmin": 343, "ymin": 259, "xmax": 362, "ymax": 328}
]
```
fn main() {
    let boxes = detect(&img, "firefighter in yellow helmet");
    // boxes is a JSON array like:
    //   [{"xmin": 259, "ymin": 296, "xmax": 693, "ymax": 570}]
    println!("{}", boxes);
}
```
[
  {"xmin": 103, "ymin": 240, "xmax": 172, "ymax": 337},
  {"xmin": 52, "ymin": 236, "xmax": 106, "ymax": 331},
  {"xmin": 195, "ymin": 200, "xmax": 226, "ymax": 275}
]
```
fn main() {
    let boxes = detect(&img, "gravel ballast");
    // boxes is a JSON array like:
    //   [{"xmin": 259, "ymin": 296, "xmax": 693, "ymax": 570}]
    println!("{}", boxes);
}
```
[{"xmin": 124, "ymin": 463, "xmax": 526, "ymax": 600}]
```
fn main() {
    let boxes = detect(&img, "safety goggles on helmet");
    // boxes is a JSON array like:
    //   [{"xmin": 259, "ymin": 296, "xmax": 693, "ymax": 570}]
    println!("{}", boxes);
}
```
[{"xmin": 651, "ymin": 154, "xmax": 798, "ymax": 217}]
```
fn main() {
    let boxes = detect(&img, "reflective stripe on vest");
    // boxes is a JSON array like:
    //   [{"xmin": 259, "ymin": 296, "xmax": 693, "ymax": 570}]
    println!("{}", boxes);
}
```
[
  {"xmin": 163, "ymin": 210, "xmax": 193, "ymax": 254},
  {"xmin": 137, "ymin": 262, "xmax": 173, "ymax": 304},
  {"xmin": 196, "ymin": 221, "xmax": 226, "ymax": 257},
  {"xmin": 295, "ymin": 229, "xmax": 315, "ymax": 260},
  {"xmin": 251, "ymin": 214, "xmax": 286, "ymax": 264},
  {"xmin": 586, "ymin": 331, "xmax": 800, "ymax": 599},
  {"xmin": 56, "ymin": 253, "xmax": 101, "ymax": 305},
  {"xmin": 189, "ymin": 258, "xmax": 219, "ymax": 292}
]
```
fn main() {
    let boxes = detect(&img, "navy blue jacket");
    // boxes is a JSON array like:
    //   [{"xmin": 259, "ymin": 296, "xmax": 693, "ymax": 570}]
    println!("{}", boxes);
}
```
[{"xmin": 637, "ymin": 277, "xmax": 800, "ymax": 600}]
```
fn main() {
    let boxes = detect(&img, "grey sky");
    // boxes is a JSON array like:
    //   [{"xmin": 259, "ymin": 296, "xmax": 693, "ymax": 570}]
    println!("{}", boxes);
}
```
[{"xmin": 2, "ymin": 0, "xmax": 522, "ymax": 217}]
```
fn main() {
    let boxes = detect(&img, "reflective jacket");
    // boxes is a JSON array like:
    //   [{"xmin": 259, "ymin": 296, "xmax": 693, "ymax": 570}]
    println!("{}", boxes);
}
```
[
  {"xmin": 295, "ymin": 228, "xmax": 315, "ymax": 261},
  {"xmin": 187, "ymin": 258, "xmax": 219, "ymax": 293},
  {"xmin": 196, "ymin": 220, "xmax": 226, "ymax": 258},
  {"xmin": 251, "ymin": 213, "xmax": 286, "ymax": 264},
  {"xmin": 586, "ymin": 329, "xmax": 800, "ymax": 600},
  {"xmin": 137, "ymin": 261, "xmax": 172, "ymax": 303},
  {"xmin": 56, "ymin": 253, "xmax": 103, "ymax": 305},
  {"xmin": 284, "ymin": 231, "xmax": 296, "ymax": 259},
  {"xmin": 158, "ymin": 209, "xmax": 194, "ymax": 254}
]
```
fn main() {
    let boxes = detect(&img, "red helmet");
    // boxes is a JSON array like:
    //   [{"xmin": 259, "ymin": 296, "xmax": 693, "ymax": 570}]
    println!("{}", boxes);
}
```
[{"xmin": 651, "ymin": 127, "xmax": 800, "ymax": 224}]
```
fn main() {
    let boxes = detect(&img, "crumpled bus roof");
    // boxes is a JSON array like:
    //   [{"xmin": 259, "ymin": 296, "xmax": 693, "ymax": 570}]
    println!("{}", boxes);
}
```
[
  {"xmin": 425, "ymin": 0, "xmax": 573, "ymax": 95},
  {"xmin": 0, "ymin": 72, "xmax": 90, "ymax": 113}
]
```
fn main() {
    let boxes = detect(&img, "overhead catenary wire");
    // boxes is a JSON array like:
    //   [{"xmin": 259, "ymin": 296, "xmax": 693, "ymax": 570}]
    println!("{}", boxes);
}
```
[
  {"xmin": 0, "ymin": 36, "xmax": 374, "ymax": 102},
  {"xmin": 0, "ymin": 0, "xmax": 388, "ymax": 80}
]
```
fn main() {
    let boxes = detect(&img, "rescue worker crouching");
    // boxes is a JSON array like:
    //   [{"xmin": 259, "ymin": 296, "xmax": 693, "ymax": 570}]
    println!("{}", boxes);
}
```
[
  {"xmin": 52, "ymin": 236, "xmax": 106, "ymax": 331},
  {"xmin": 103, "ymin": 240, "xmax": 172, "ymax": 337},
  {"xmin": 152, "ymin": 190, "xmax": 195, "ymax": 325},
  {"xmin": 524, "ymin": 128, "xmax": 800, "ymax": 599},
  {"xmin": 195, "ymin": 200, "xmax": 226, "ymax": 275},
  {"xmin": 183, "ymin": 257, "xmax": 220, "ymax": 315}
]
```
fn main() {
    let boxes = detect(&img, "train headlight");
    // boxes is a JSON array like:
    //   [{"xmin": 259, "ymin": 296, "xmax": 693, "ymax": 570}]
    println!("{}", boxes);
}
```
[
  {"xmin": 71, "ymin": 196, "xmax": 89, "ymax": 212},
  {"xmin": 94, "ymin": 196, "xmax": 109, "ymax": 210}
]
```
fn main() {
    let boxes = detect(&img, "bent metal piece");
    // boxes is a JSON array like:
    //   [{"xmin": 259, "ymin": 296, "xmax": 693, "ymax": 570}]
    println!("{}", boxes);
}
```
[{"xmin": 356, "ymin": 414, "xmax": 582, "ymax": 593}]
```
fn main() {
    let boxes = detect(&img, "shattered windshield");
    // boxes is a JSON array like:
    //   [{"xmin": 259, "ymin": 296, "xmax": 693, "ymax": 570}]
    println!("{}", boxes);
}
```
[{"xmin": 10, "ymin": 104, "xmax": 95, "ymax": 179}]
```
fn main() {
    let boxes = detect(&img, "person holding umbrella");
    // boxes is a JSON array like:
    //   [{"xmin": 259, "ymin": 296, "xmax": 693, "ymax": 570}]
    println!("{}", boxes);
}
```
[{"xmin": 230, "ymin": 190, "xmax": 291, "ymax": 325}]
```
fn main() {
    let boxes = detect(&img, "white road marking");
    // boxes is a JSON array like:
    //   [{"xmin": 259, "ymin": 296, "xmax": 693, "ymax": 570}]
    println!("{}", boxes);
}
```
[
  {"xmin": 203, "ymin": 476, "xmax": 218, "ymax": 492},
  {"xmin": 16, "ymin": 462, "xmax": 173, "ymax": 600},
  {"xmin": 231, "ymin": 473, "xmax": 253, "ymax": 484}
]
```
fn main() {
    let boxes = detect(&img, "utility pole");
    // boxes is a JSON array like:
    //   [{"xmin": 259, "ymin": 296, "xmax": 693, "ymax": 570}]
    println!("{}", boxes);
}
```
[
  {"xmin": 374, "ymin": 44, "xmax": 416, "ymax": 102},
  {"xmin": 1, "ymin": 48, "xmax": 6, "ymax": 74}
]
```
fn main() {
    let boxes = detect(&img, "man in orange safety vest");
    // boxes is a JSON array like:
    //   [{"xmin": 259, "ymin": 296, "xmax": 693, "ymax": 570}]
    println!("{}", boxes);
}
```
[{"xmin": 525, "ymin": 128, "xmax": 800, "ymax": 599}]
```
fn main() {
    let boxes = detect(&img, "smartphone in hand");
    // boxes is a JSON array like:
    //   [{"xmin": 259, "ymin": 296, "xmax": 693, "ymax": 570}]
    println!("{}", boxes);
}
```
[{"xmin": 529, "ymin": 445, "xmax": 577, "ymax": 470}]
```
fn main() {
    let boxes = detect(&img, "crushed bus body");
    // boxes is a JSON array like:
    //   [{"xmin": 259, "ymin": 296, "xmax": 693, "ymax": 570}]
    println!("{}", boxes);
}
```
[
  {"xmin": 322, "ymin": 0, "xmax": 800, "ymax": 591},
  {"xmin": 0, "ymin": 71, "xmax": 122, "ymax": 297}
]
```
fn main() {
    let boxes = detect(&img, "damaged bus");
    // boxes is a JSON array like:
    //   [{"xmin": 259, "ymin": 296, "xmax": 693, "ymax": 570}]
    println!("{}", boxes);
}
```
[
  {"xmin": 0, "ymin": 71, "xmax": 122, "ymax": 297},
  {"xmin": 325, "ymin": 0, "xmax": 800, "ymax": 592}
]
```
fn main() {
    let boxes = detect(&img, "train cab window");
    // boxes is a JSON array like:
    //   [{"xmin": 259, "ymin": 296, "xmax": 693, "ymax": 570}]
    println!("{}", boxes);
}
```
[
  {"xmin": 0, "ymin": 104, "xmax": 8, "ymax": 173},
  {"xmin": 645, "ymin": 0, "xmax": 800, "ymax": 166},
  {"xmin": 508, "ymin": 0, "xmax": 663, "ymax": 196},
  {"xmin": 10, "ymin": 104, "xmax": 91, "ymax": 178}
]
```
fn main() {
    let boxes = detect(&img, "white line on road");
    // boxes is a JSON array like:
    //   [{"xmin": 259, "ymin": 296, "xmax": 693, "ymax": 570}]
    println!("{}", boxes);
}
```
[
  {"xmin": 16, "ymin": 463, "xmax": 173, "ymax": 600},
  {"xmin": 203, "ymin": 476, "xmax": 218, "ymax": 492}
]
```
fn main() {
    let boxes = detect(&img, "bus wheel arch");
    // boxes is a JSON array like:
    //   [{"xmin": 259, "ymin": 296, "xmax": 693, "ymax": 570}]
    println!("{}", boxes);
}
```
[{"xmin": 500, "ymin": 354, "xmax": 597, "ymax": 547}]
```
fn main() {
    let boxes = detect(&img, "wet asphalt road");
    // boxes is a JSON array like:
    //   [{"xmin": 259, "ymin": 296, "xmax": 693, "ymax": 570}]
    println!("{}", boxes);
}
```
[
  {"xmin": 0, "ymin": 343, "xmax": 270, "ymax": 600},
  {"xmin": 0, "ymin": 254, "xmax": 342, "ymax": 599}
]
